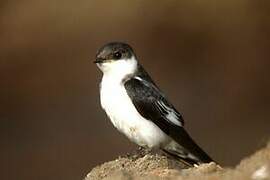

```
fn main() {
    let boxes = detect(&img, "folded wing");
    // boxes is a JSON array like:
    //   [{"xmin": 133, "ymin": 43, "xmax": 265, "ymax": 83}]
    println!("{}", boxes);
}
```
[{"xmin": 124, "ymin": 76, "xmax": 213, "ymax": 165}]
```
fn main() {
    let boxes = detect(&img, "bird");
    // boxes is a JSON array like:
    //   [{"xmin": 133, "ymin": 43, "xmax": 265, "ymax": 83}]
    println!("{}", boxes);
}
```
[{"xmin": 94, "ymin": 42, "xmax": 214, "ymax": 166}]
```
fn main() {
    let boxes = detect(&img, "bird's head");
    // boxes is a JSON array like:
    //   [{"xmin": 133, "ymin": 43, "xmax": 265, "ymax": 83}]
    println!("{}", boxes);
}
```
[{"xmin": 94, "ymin": 42, "xmax": 138, "ymax": 78}]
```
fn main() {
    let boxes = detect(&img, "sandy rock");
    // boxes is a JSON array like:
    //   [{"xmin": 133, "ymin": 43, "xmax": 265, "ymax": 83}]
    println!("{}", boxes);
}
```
[
  {"xmin": 85, "ymin": 145, "xmax": 270, "ymax": 180},
  {"xmin": 85, "ymin": 153, "xmax": 188, "ymax": 180}
]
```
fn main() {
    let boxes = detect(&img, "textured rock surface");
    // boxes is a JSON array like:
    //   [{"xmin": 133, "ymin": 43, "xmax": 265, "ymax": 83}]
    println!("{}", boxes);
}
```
[{"xmin": 85, "ymin": 144, "xmax": 270, "ymax": 180}]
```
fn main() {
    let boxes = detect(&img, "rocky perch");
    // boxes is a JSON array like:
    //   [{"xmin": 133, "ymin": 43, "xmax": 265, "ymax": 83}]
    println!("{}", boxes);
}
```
[{"xmin": 85, "ymin": 144, "xmax": 270, "ymax": 180}]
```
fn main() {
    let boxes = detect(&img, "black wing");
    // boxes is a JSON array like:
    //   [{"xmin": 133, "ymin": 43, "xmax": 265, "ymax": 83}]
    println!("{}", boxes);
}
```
[
  {"xmin": 124, "ymin": 76, "xmax": 184, "ymax": 130},
  {"xmin": 124, "ymin": 73, "xmax": 213, "ymax": 164}
]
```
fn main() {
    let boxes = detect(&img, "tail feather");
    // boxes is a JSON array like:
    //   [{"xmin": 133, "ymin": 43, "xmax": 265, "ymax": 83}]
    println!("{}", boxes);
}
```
[
  {"xmin": 162, "ymin": 149, "xmax": 197, "ymax": 167},
  {"xmin": 166, "ymin": 126, "xmax": 214, "ymax": 165}
]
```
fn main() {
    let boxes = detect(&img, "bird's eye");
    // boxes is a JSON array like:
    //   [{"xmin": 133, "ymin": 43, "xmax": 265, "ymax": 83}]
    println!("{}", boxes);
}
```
[{"xmin": 113, "ymin": 51, "xmax": 122, "ymax": 59}]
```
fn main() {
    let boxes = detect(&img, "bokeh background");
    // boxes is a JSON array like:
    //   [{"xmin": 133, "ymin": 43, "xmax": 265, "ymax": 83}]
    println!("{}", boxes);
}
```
[{"xmin": 1, "ymin": 0, "xmax": 270, "ymax": 180}]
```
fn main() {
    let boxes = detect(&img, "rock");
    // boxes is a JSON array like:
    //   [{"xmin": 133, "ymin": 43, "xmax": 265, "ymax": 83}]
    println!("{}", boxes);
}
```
[{"xmin": 85, "ymin": 144, "xmax": 270, "ymax": 180}]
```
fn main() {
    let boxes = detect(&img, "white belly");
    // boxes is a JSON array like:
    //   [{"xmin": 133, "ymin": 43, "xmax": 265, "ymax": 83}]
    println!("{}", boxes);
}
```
[{"xmin": 100, "ymin": 77, "xmax": 170, "ymax": 148}]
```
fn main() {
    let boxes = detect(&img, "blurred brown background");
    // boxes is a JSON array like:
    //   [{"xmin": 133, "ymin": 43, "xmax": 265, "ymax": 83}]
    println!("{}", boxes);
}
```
[{"xmin": 1, "ymin": 0, "xmax": 270, "ymax": 180}]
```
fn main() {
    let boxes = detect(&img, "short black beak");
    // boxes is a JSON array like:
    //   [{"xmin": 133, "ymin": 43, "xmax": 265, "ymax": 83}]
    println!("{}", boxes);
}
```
[{"xmin": 93, "ymin": 58, "xmax": 103, "ymax": 64}]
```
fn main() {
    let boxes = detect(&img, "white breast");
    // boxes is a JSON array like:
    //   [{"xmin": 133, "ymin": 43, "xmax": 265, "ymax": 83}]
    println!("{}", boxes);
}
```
[{"xmin": 100, "ymin": 75, "xmax": 170, "ymax": 148}]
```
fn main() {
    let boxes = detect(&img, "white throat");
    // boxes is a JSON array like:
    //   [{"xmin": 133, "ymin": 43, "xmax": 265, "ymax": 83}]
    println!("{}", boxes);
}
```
[{"xmin": 99, "ymin": 56, "xmax": 137, "ymax": 82}]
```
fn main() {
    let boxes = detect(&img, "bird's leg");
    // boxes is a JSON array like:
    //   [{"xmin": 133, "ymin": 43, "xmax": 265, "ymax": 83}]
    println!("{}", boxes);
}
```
[
  {"xmin": 136, "ymin": 146, "xmax": 151, "ymax": 156},
  {"xmin": 125, "ymin": 146, "xmax": 159, "ymax": 160},
  {"xmin": 129, "ymin": 146, "xmax": 153, "ymax": 159},
  {"xmin": 137, "ymin": 146, "xmax": 144, "ymax": 152}
]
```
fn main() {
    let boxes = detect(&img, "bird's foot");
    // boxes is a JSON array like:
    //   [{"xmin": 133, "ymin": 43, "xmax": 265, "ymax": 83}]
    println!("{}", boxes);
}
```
[
  {"xmin": 137, "ymin": 146, "xmax": 152, "ymax": 155},
  {"xmin": 127, "ymin": 146, "xmax": 152, "ymax": 160},
  {"xmin": 124, "ymin": 146, "xmax": 160, "ymax": 161}
]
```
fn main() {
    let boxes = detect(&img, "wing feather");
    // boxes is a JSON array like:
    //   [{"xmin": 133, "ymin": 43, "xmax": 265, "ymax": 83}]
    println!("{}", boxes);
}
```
[
  {"xmin": 124, "ymin": 77, "xmax": 184, "ymax": 127},
  {"xmin": 124, "ymin": 76, "xmax": 213, "ymax": 164}
]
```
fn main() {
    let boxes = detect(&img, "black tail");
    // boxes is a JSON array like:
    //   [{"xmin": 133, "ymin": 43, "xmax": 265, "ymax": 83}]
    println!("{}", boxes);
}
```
[
  {"xmin": 162, "ymin": 149, "xmax": 198, "ymax": 167},
  {"xmin": 165, "ymin": 126, "xmax": 214, "ymax": 166}
]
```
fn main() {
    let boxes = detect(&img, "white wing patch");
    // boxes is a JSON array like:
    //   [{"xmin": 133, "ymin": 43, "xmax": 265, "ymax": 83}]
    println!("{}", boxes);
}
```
[
  {"xmin": 157, "ymin": 100, "xmax": 182, "ymax": 126},
  {"xmin": 134, "ymin": 76, "xmax": 143, "ymax": 81}
]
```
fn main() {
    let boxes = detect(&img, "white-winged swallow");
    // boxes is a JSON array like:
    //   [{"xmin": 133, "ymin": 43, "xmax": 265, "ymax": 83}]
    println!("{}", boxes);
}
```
[{"xmin": 94, "ymin": 42, "xmax": 214, "ymax": 166}]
